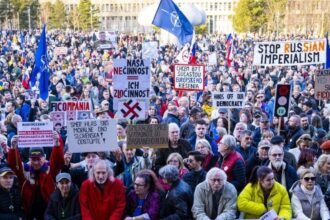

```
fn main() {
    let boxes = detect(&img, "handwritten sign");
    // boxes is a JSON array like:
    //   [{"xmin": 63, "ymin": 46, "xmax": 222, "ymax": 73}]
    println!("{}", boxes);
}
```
[
  {"xmin": 212, "ymin": 92, "xmax": 245, "ymax": 109},
  {"xmin": 315, "ymin": 69, "xmax": 330, "ymax": 100},
  {"xmin": 174, "ymin": 64, "xmax": 205, "ymax": 91},
  {"xmin": 54, "ymin": 47, "xmax": 68, "ymax": 56},
  {"xmin": 126, "ymin": 124, "xmax": 168, "ymax": 149},
  {"xmin": 18, "ymin": 122, "xmax": 54, "ymax": 148}
]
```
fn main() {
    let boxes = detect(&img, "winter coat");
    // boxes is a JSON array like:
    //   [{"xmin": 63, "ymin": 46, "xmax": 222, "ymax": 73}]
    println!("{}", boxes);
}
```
[
  {"xmin": 0, "ymin": 182, "xmax": 24, "ymax": 220},
  {"xmin": 192, "ymin": 181, "xmax": 237, "ymax": 220},
  {"xmin": 182, "ymin": 169, "xmax": 207, "ymax": 192},
  {"xmin": 188, "ymin": 134, "xmax": 218, "ymax": 156},
  {"xmin": 237, "ymin": 181, "xmax": 292, "ymax": 220}
]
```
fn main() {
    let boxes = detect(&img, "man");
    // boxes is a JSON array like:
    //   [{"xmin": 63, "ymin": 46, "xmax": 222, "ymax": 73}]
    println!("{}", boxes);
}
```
[
  {"xmin": 7, "ymin": 132, "xmax": 64, "ymax": 220},
  {"xmin": 252, "ymin": 115, "xmax": 274, "ymax": 146},
  {"xmin": 188, "ymin": 119, "xmax": 218, "ymax": 155},
  {"xmin": 289, "ymin": 134, "xmax": 312, "ymax": 162},
  {"xmin": 79, "ymin": 159, "xmax": 125, "ymax": 220},
  {"xmin": 236, "ymin": 130, "xmax": 256, "ymax": 161},
  {"xmin": 267, "ymin": 145, "xmax": 298, "ymax": 191},
  {"xmin": 183, "ymin": 151, "xmax": 206, "ymax": 192},
  {"xmin": 44, "ymin": 172, "xmax": 81, "ymax": 219},
  {"xmin": 154, "ymin": 123, "xmax": 192, "ymax": 173},
  {"xmin": 0, "ymin": 166, "xmax": 24, "ymax": 219},
  {"xmin": 15, "ymin": 94, "xmax": 31, "ymax": 122},
  {"xmin": 5, "ymin": 100, "xmax": 16, "ymax": 117},
  {"xmin": 270, "ymin": 135, "xmax": 296, "ymax": 167},
  {"xmin": 300, "ymin": 113, "xmax": 315, "ymax": 136},
  {"xmin": 180, "ymin": 107, "xmax": 201, "ymax": 140},
  {"xmin": 312, "ymin": 128, "xmax": 327, "ymax": 157},
  {"xmin": 192, "ymin": 167, "xmax": 237, "ymax": 219},
  {"xmin": 246, "ymin": 140, "xmax": 271, "ymax": 179},
  {"xmin": 162, "ymin": 104, "xmax": 180, "ymax": 126},
  {"xmin": 285, "ymin": 115, "xmax": 304, "ymax": 149},
  {"xmin": 217, "ymin": 134, "xmax": 246, "ymax": 193}
]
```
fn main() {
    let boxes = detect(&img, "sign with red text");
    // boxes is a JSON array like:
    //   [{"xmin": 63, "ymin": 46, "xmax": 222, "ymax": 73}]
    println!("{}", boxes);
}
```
[
  {"xmin": 18, "ymin": 122, "xmax": 54, "ymax": 148},
  {"xmin": 315, "ymin": 69, "xmax": 330, "ymax": 100},
  {"xmin": 174, "ymin": 64, "xmax": 205, "ymax": 91}
]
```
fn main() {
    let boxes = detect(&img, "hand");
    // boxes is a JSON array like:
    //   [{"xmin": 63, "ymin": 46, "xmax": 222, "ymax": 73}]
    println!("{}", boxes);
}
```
[
  {"xmin": 113, "ymin": 147, "xmax": 122, "ymax": 161},
  {"xmin": 11, "ymin": 135, "xmax": 18, "ymax": 148},
  {"xmin": 53, "ymin": 131, "xmax": 60, "ymax": 146},
  {"xmin": 64, "ymin": 152, "xmax": 72, "ymax": 166}
]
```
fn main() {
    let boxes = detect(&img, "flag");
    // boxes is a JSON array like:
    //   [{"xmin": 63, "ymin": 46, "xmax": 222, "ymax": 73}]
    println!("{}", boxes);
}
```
[
  {"xmin": 225, "ymin": 33, "xmax": 234, "ymax": 67},
  {"xmin": 175, "ymin": 45, "xmax": 189, "ymax": 64},
  {"xmin": 31, "ymin": 25, "xmax": 49, "ymax": 100},
  {"xmin": 20, "ymin": 31, "xmax": 25, "ymax": 49},
  {"xmin": 326, "ymin": 32, "xmax": 330, "ymax": 69},
  {"xmin": 152, "ymin": 0, "xmax": 193, "ymax": 45},
  {"xmin": 189, "ymin": 42, "xmax": 197, "ymax": 64}
]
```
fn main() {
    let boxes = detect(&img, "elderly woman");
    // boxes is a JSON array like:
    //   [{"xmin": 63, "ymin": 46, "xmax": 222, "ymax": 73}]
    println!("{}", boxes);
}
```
[
  {"xmin": 125, "ymin": 170, "xmax": 162, "ymax": 220},
  {"xmin": 238, "ymin": 166, "xmax": 292, "ymax": 220},
  {"xmin": 291, "ymin": 168, "xmax": 330, "ymax": 220},
  {"xmin": 315, "ymin": 154, "xmax": 330, "ymax": 194},
  {"xmin": 158, "ymin": 165, "xmax": 193, "ymax": 220},
  {"xmin": 196, "ymin": 139, "xmax": 218, "ymax": 171},
  {"xmin": 192, "ymin": 167, "xmax": 237, "ymax": 220}
]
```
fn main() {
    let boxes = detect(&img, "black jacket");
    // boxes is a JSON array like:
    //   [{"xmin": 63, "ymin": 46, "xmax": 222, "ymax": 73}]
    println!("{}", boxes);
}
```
[
  {"xmin": 0, "ymin": 183, "xmax": 24, "ymax": 220},
  {"xmin": 182, "ymin": 169, "xmax": 206, "ymax": 193},
  {"xmin": 44, "ymin": 184, "xmax": 81, "ymax": 220},
  {"xmin": 159, "ymin": 180, "xmax": 193, "ymax": 220}
]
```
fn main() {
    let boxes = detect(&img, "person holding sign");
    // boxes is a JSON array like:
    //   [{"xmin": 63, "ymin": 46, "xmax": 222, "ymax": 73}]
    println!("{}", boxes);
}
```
[{"xmin": 7, "ymin": 132, "xmax": 64, "ymax": 220}]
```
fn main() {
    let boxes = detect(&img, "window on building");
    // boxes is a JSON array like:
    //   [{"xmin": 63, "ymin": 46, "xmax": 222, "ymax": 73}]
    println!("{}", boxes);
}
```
[
  {"xmin": 210, "ymin": 3, "xmax": 213, "ymax": 11},
  {"xmin": 215, "ymin": 3, "xmax": 218, "ymax": 10},
  {"xmin": 228, "ymin": 2, "xmax": 231, "ymax": 10},
  {"xmin": 219, "ymin": 3, "xmax": 222, "ymax": 11},
  {"xmin": 224, "ymin": 3, "xmax": 227, "ymax": 11}
]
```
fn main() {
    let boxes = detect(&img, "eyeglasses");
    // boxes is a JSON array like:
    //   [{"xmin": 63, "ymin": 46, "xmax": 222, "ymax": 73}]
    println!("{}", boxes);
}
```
[
  {"xmin": 210, "ymin": 178, "xmax": 223, "ymax": 183},
  {"xmin": 271, "ymin": 153, "xmax": 283, "ymax": 157},
  {"xmin": 134, "ymin": 183, "xmax": 145, "ymax": 188},
  {"xmin": 168, "ymin": 160, "xmax": 179, "ymax": 163},
  {"xmin": 303, "ymin": 177, "xmax": 316, "ymax": 182},
  {"xmin": 104, "ymin": 103, "xmax": 109, "ymax": 106},
  {"xmin": 187, "ymin": 159, "xmax": 194, "ymax": 163}
]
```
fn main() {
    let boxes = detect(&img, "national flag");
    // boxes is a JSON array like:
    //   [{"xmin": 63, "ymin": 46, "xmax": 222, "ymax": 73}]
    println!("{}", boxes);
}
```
[
  {"xmin": 226, "ymin": 33, "xmax": 234, "ymax": 67},
  {"xmin": 189, "ymin": 42, "xmax": 197, "ymax": 64},
  {"xmin": 326, "ymin": 32, "xmax": 330, "ymax": 69},
  {"xmin": 152, "ymin": 0, "xmax": 193, "ymax": 45},
  {"xmin": 31, "ymin": 25, "xmax": 49, "ymax": 100}
]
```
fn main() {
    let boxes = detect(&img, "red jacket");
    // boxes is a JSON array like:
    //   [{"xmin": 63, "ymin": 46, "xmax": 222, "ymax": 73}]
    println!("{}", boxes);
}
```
[
  {"xmin": 7, "ymin": 138, "xmax": 64, "ymax": 215},
  {"xmin": 79, "ymin": 178, "xmax": 126, "ymax": 220}
]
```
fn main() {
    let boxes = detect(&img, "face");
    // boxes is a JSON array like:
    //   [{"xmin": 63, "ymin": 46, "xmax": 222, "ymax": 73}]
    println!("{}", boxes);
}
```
[
  {"xmin": 240, "ymin": 114, "xmax": 248, "ymax": 123},
  {"xmin": 195, "ymin": 124, "xmax": 207, "ymax": 138},
  {"xmin": 301, "ymin": 117, "xmax": 308, "ymax": 128},
  {"xmin": 169, "ymin": 127, "xmax": 179, "ymax": 142},
  {"xmin": 148, "ymin": 107, "xmax": 156, "ymax": 116},
  {"xmin": 117, "ymin": 125, "xmax": 126, "ymax": 137},
  {"xmin": 269, "ymin": 148, "xmax": 284, "ymax": 169},
  {"xmin": 321, "ymin": 160, "xmax": 330, "ymax": 174},
  {"xmin": 218, "ymin": 141, "xmax": 228, "ymax": 156},
  {"xmin": 149, "ymin": 118, "xmax": 158, "ymax": 124},
  {"xmin": 260, "ymin": 173, "xmax": 275, "ymax": 190},
  {"xmin": 134, "ymin": 177, "xmax": 149, "ymax": 196},
  {"xmin": 208, "ymin": 173, "xmax": 224, "ymax": 192},
  {"xmin": 123, "ymin": 144, "xmax": 135, "ymax": 161},
  {"xmin": 94, "ymin": 163, "xmax": 108, "ymax": 184},
  {"xmin": 196, "ymin": 143, "xmax": 209, "ymax": 155},
  {"xmin": 29, "ymin": 157, "xmax": 45, "ymax": 170},
  {"xmin": 187, "ymin": 155, "xmax": 200, "ymax": 170},
  {"xmin": 288, "ymin": 117, "xmax": 297, "ymax": 129},
  {"xmin": 240, "ymin": 134, "xmax": 252, "ymax": 147},
  {"xmin": 85, "ymin": 153, "xmax": 99, "ymax": 168},
  {"xmin": 0, "ymin": 174, "xmax": 14, "ymax": 190},
  {"xmin": 302, "ymin": 173, "xmax": 316, "ymax": 190},
  {"xmin": 168, "ymin": 156, "xmax": 180, "ymax": 168},
  {"xmin": 5, "ymin": 102, "xmax": 14, "ymax": 113},
  {"xmin": 57, "ymin": 179, "xmax": 71, "ymax": 197}
]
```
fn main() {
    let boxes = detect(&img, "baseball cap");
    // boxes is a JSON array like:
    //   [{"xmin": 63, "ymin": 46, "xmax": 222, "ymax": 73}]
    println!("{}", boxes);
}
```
[
  {"xmin": 56, "ymin": 172, "xmax": 71, "ymax": 183},
  {"xmin": 270, "ymin": 135, "xmax": 285, "ymax": 145},
  {"xmin": 0, "ymin": 167, "xmax": 15, "ymax": 177},
  {"xmin": 29, "ymin": 147, "xmax": 45, "ymax": 158}
]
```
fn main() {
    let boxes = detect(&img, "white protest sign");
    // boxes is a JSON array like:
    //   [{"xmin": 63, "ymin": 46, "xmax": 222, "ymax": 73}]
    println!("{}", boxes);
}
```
[
  {"xmin": 54, "ymin": 47, "xmax": 68, "ymax": 56},
  {"xmin": 115, "ymin": 100, "xmax": 147, "ymax": 120},
  {"xmin": 113, "ymin": 59, "xmax": 150, "ymax": 119},
  {"xmin": 174, "ymin": 64, "xmax": 205, "ymax": 91},
  {"xmin": 253, "ymin": 39, "xmax": 326, "ymax": 66},
  {"xmin": 18, "ymin": 122, "xmax": 54, "ymax": 148},
  {"xmin": 259, "ymin": 209, "xmax": 277, "ymax": 220},
  {"xmin": 67, "ymin": 119, "xmax": 118, "ymax": 153},
  {"xmin": 212, "ymin": 92, "xmax": 245, "ymax": 109},
  {"xmin": 208, "ymin": 52, "xmax": 217, "ymax": 65},
  {"xmin": 142, "ymin": 41, "xmax": 158, "ymax": 61},
  {"xmin": 175, "ymin": 45, "xmax": 189, "ymax": 64},
  {"xmin": 315, "ymin": 69, "xmax": 330, "ymax": 100}
]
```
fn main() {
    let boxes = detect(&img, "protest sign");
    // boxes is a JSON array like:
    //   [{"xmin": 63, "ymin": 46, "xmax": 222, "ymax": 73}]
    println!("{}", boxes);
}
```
[
  {"xmin": 175, "ymin": 45, "xmax": 189, "ymax": 64},
  {"xmin": 67, "ymin": 119, "xmax": 117, "ymax": 153},
  {"xmin": 142, "ymin": 41, "xmax": 159, "ymax": 61},
  {"xmin": 18, "ymin": 121, "xmax": 54, "ymax": 148},
  {"xmin": 126, "ymin": 124, "xmax": 168, "ymax": 149},
  {"xmin": 54, "ymin": 47, "xmax": 68, "ymax": 56},
  {"xmin": 174, "ymin": 64, "xmax": 205, "ymax": 91},
  {"xmin": 274, "ymin": 84, "xmax": 291, "ymax": 117},
  {"xmin": 253, "ymin": 39, "xmax": 326, "ymax": 66},
  {"xmin": 212, "ymin": 92, "xmax": 245, "ymax": 109},
  {"xmin": 208, "ymin": 52, "xmax": 217, "ymax": 66},
  {"xmin": 50, "ymin": 111, "xmax": 65, "ymax": 131},
  {"xmin": 259, "ymin": 209, "xmax": 277, "ymax": 220},
  {"xmin": 94, "ymin": 31, "xmax": 117, "ymax": 49},
  {"xmin": 315, "ymin": 69, "xmax": 330, "ymax": 100},
  {"xmin": 113, "ymin": 59, "xmax": 150, "ymax": 119}
]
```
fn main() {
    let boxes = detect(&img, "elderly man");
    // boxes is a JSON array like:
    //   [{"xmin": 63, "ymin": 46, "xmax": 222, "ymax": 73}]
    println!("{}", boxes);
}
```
[
  {"xmin": 79, "ymin": 159, "xmax": 125, "ymax": 220},
  {"xmin": 246, "ymin": 140, "xmax": 271, "ymax": 179},
  {"xmin": 44, "ymin": 172, "xmax": 81, "ymax": 220},
  {"xmin": 192, "ymin": 167, "xmax": 237, "ymax": 220},
  {"xmin": 158, "ymin": 165, "xmax": 193, "ymax": 219},
  {"xmin": 236, "ymin": 130, "xmax": 256, "ymax": 161},
  {"xmin": 285, "ymin": 115, "xmax": 304, "ymax": 149},
  {"xmin": 267, "ymin": 145, "xmax": 298, "ymax": 191},
  {"xmin": 217, "ymin": 134, "xmax": 246, "ymax": 192}
]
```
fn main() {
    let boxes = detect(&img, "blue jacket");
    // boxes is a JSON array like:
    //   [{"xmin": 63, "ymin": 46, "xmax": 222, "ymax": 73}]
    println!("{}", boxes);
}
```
[
  {"xmin": 15, "ymin": 103, "xmax": 31, "ymax": 122},
  {"xmin": 162, "ymin": 113, "xmax": 180, "ymax": 127},
  {"xmin": 188, "ymin": 133, "xmax": 218, "ymax": 156}
]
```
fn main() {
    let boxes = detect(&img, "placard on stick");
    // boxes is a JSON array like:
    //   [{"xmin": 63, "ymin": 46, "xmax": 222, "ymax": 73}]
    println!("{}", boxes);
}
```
[
  {"xmin": 18, "ymin": 122, "xmax": 54, "ymax": 148},
  {"xmin": 67, "ymin": 119, "xmax": 118, "ymax": 153},
  {"xmin": 126, "ymin": 124, "xmax": 169, "ymax": 149},
  {"xmin": 315, "ymin": 69, "xmax": 330, "ymax": 100}
]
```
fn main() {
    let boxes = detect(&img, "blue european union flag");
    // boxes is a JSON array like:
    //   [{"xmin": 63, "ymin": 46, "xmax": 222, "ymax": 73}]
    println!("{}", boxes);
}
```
[
  {"xmin": 326, "ymin": 32, "xmax": 330, "ymax": 69},
  {"xmin": 152, "ymin": 0, "xmax": 193, "ymax": 45},
  {"xmin": 31, "ymin": 25, "xmax": 49, "ymax": 100}
]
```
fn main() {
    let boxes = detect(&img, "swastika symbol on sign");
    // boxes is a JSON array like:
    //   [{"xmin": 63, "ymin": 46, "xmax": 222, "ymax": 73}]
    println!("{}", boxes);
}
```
[{"xmin": 120, "ymin": 100, "xmax": 142, "ymax": 120}]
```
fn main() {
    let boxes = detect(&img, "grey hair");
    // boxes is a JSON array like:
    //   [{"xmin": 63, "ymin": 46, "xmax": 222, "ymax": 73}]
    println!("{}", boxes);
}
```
[
  {"xmin": 268, "ymin": 145, "xmax": 284, "ymax": 156},
  {"xmin": 221, "ymin": 135, "xmax": 237, "ymax": 150},
  {"xmin": 168, "ymin": 123, "xmax": 180, "ymax": 132},
  {"xmin": 206, "ymin": 167, "xmax": 227, "ymax": 183},
  {"xmin": 159, "ymin": 164, "xmax": 179, "ymax": 183},
  {"xmin": 196, "ymin": 139, "xmax": 212, "ymax": 151},
  {"xmin": 217, "ymin": 127, "xmax": 227, "ymax": 137},
  {"xmin": 315, "ymin": 154, "xmax": 330, "ymax": 174},
  {"xmin": 88, "ymin": 159, "xmax": 114, "ymax": 182}
]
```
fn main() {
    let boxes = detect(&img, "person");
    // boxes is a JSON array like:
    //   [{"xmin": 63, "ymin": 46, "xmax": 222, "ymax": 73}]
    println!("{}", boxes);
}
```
[
  {"xmin": 182, "ymin": 151, "xmax": 206, "ymax": 192},
  {"xmin": 196, "ymin": 139, "xmax": 218, "ymax": 171},
  {"xmin": 296, "ymin": 148, "xmax": 316, "ymax": 175},
  {"xmin": 180, "ymin": 107, "xmax": 202, "ymax": 140},
  {"xmin": 158, "ymin": 165, "xmax": 193, "ymax": 220},
  {"xmin": 320, "ymin": 140, "xmax": 330, "ymax": 155},
  {"xmin": 289, "ymin": 134, "xmax": 312, "ymax": 162},
  {"xmin": 125, "ymin": 170, "xmax": 162, "ymax": 220},
  {"xmin": 237, "ymin": 166, "xmax": 292, "ymax": 220},
  {"xmin": 44, "ymin": 172, "xmax": 81, "ymax": 220},
  {"xmin": 315, "ymin": 154, "xmax": 330, "ymax": 194},
  {"xmin": 7, "ymin": 133, "xmax": 64, "ymax": 220},
  {"xmin": 0, "ymin": 166, "xmax": 24, "ymax": 220},
  {"xmin": 270, "ymin": 135, "xmax": 297, "ymax": 167},
  {"xmin": 236, "ymin": 130, "xmax": 256, "ymax": 161},
  {"xmin": 246, "ymin": 139, "xmax": 271, "ymax": 179},
  {"xmin": 285, "ymin": 115, "xmax": 304, "ymax": 149},
  {"xmin": 290, "ymin": 168, "xmax": 330, "ymax": 220},
  {"xmin": 79, "ymin": 159, "xmax": 126, "ymax": 220},
  {"xmin": 217, "ymin": 134, "xmax": 246, "ymax": 192},
  {"xmin": 192, "ymin": 167, "xmax": 237, "ymax": 220},
  {"xmin": 162, "ymin": 104, "xmax": 180, "ymax": 126}
]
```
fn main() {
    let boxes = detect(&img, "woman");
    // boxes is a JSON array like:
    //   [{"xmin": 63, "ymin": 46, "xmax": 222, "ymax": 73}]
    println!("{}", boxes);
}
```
[
  {"xmin": 125, "ymin": 170, "xmax": 162, "ymax": 220},
  {"xmin": 195, "ymin": 139, "xmax": 218, "ymax": 171},
  {"xmin": 237, "ymin": 166, "xmax": 292, "ymax": 220},
  {"xmin": 315, "ymin": 154, "xmax": 330, "ymax": 194},
  {"xmin": 291, "ymin": 168, "xmax": 330, "ymax": 220},
  {"xmin": 297, "ymin": 149, "xmax": 316, "ymax": 176}
]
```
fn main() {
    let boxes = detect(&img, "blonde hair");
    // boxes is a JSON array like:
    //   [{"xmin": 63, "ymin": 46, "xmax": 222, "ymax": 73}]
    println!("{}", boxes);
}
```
[
  {"xmin": 166, "ymin": 153, "xmax": 184, "ymax": 169},
  {"xmin": 315, "ymin": 154, "xmax": 330, "ymax": 174}
]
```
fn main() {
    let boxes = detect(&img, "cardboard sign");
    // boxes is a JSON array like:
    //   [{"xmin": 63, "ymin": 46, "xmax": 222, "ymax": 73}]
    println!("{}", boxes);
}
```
[
  {"xmin": 142, "ymin": 41, "xmax": 159, "ymax": 61},
  {"xmin": 67, "ymin": 119, "xmax": 118, "ymax": 153},
  {"xmin": 253, "ymin": 39, "xmax": 326, "ymax": 66},
  {"xmin": 126, "ymin": 124, "xmax": 168, "ymax": 149},
  {"xmin": 315, "ymin": 69, "xmax": 330, "ymax": 100},
  {"xmin": 54, "ymin": 47, "xmax": 68, "ymax": 56},
  {"xmin": 212, "ymin": 92, "xmax": 245, "ymax": 109},
  {"xmin": 18, "ymin": 122, "xmax": 54, "ymax": 148},
  {"xmin": 174, "ymin": 64, "xmax": 205, "ymax": 91}
]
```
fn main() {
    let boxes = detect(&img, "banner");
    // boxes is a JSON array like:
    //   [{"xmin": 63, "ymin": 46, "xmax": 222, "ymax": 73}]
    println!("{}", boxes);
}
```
[
  {"xmin": 113, "ymin": 59, "xmax": 150, "ymax": 119},
  {"xmin": 18, "ymin": 122, "xmax": 54, "ymax": 148},
  {"xmin": 94, "ymin": 31, "xmax": 117, "ymax": 49},
  {"xmin": 142, "ymin": 41, "xmax": 159, "ymax": 61},
  {"xmin": 212, "ymin": 92, "xmax": 245, "ymax": 109},
  {"xmin": 50, "ymin": 101, "xmax": 91, "ymax": 112},
  {"xmin": 126, "ymin": 124, "xmax": 168, "ymax": 149},
  {"xmin": 67, "ymin": 119, "xmax": 118, "ymax": 153},
  {"xmin": 54, "ymin": 47, "xmax": 68, "ymax": 56},
  {"xmin": 174, "ymin": 64, "xmax": 205, "ymax": 91},
  {"xmin": 315, "ymin": 69, "xmax": 330, "ymax": 100},
  {"xmin": 253, "ymin": 39, "xmax": 327, "ymax": 66}
]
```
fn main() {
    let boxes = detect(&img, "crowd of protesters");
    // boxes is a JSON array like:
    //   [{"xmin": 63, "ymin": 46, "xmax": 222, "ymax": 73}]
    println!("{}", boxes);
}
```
[{"xmin": 0, "ymin": 28, "xmax": 330, "ymax": 220}]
